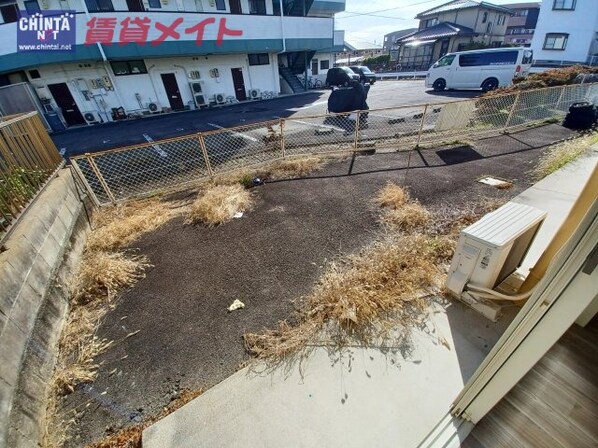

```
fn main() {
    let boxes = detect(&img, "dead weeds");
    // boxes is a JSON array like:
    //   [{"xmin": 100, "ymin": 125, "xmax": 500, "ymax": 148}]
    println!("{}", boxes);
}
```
[
  {"xmin": 374, "ymin": 182, "xmax": 410, "ymax": 209},
  {"xmin": 533, "ymin": 132, "xmax": 598, "ymax": 180},
  {"xmin": 186, "ymin": 184, "xmax": 254, "ymax": 226},
  {"xmin": 87, "ymin": 198, "xmax": 184, "ymax": 252}
]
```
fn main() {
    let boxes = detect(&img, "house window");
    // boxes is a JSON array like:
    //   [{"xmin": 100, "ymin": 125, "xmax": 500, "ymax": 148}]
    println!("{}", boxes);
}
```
[
  {"xmin": 85, "ymin": 0, "xmax": 114, "ymax": 12},
  {"xmin": 320, "ymin": 60, "xmax": 330, "ymax": 70},
  {"xmin": 24, "ymin": 0, "xmax": 40, "ymax": 13},
  {"xmin": 486, "ymin": 22, "xmax": 493, "ymax": 33},
  {"xmin": 215, "ymin": 0, "xmax": 225, "ymax": 10},
  {"xmin": 110, "ymin": 60, "xmax": 148, "ymax": 76},
  {"xmin": 425, "ymin": 18, "xmax": 438, "ymax": 28},
  {"xmin": 543, "ymin": 33, "xmax": 569, "ymax": 50},
  {"xmin": 148, "ymin": 0, "xmax": 161, "ymax": 8},
  {"xmin": 249, "ymin": 0, "xmax": 266, "ymax": 14},
  {"xmin": 553, "ymin": 0, "xmax": 576, "ymax": 10},
  {"xmin": 248, "ymin": 53, "xmax": 269, "ymax": 66},
  {"xmin": 482, "ymin": 12, "xmax": 488, "ymax": 23},
  {"xmin": 515, "ymin": 9, "xmax": 528, "ymax": 16}
]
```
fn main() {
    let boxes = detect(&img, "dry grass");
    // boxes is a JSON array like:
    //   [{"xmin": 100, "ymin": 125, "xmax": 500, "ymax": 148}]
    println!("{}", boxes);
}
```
[
  {"xmin": 533, "ymin": 132, "xmax": 598, "ymax": 180},
  {"xmin": 374, "ymin": 182, "xmax": 410, "ymax": 209},
  {"xmin": 266, "ymin": 156, "xmax": 325, "ymax": 179},
  {"xmin": 380, "ymin": 202, "xmax": 431, "ymax": 232},
  {"xmin": 245, "ymin": 233, "xmax": 453, "ymax": 360},
  {"xmin": 72, "ymin": 251, "xmax": 150, "ymax": 305},
  {"xmin": 186, "ymin": 184, "xmax": 254, "ymax": 226},
  {"xmin": 87, "ymin": 198, "xmax": 183, "ymax": 252},
  {"xmin": 86, "ymin": 388, "xmax": 204, "ymax": 448}
]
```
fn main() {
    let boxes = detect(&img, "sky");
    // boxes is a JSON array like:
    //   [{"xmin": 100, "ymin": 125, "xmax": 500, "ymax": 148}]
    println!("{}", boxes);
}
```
[{"xmin": 336, "ymin": 0, "xmax": 526, "ymax": 48}]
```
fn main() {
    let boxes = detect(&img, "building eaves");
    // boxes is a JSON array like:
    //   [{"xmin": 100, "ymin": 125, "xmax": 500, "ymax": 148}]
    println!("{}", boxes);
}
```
[
  {"xmin": 416, "ymin": 0, "xmax": 514, "ymax": 18},
  {"xmin": 396, "ymin": 22, "xmax": 475, "ymax": 43}
]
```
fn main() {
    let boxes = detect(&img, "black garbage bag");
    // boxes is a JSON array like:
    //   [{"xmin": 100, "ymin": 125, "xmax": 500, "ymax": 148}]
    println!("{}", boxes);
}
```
[
  {"xmin": 328, "ymin": 87, "xmax": 356, "ymax": 113},
  {"xmin": 563, "ymin": 101, "xmax": 597, "ymax": 130}
]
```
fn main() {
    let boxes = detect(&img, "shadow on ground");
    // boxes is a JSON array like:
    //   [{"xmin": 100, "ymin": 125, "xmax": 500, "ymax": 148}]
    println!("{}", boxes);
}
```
[{"xmin": 63, "ymin": 124, "xmax": 577, "ymax": 447}]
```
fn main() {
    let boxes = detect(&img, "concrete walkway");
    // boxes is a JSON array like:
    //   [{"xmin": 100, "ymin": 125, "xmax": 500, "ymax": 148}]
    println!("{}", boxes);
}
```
[{"xmin": 142, "ymin": 145, "xmax": 598, "ymax": 448}]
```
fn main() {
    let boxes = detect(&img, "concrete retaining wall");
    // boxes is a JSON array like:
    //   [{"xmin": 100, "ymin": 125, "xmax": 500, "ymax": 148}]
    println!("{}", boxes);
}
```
[{"xmin": 0, "ymin": 169, "xmax": 90, "ymax": 448}]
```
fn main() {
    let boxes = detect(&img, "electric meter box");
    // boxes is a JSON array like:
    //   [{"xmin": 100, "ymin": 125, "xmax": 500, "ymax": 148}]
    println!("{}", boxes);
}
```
[{"xmin": 446, "ymin": 202, "xmax": 546, "ymax": 297}]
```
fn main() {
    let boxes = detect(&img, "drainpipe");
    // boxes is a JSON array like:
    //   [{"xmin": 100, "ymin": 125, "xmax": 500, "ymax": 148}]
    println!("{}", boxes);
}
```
[
  {"xmin": 80, "ymin": 0, "xmax": 128, "ymax": 115},
  {"xmin": 146, "ymin": 64, "xmax": 161, "ymax": 106},
  {"xmin": 275, "ymin": 0, "xmax": 286, "ymax": 93}
]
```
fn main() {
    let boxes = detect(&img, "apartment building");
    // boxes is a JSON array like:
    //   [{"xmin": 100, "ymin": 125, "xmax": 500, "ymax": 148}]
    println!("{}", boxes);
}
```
[
  {"xmin": 502, "ymin": 2, "xmax": 540, "ymax": 46},
  {"xmin": 0, "ymin": 0, "xmax": 344, "ymax": 128},
  {"xmin": 531, "ymin": 0, "xmax": 598, "ymax": 66}
]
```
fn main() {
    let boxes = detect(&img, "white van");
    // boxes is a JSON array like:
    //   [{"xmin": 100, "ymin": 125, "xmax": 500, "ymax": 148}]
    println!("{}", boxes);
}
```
[{"xmin": 426, "ymin": 47, "xmax": 533, "ymax": 92}]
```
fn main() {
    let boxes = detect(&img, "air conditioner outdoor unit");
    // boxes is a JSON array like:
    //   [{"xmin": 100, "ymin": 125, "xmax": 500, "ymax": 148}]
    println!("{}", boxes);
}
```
[
  {"xmin": 147, "ymin": 102, "xmax": 159, "ymax": 113},
  {"xmin": 215, "ymin": 93, "xmax": 226, "ymax": 104},
  {"xmin": 83, "ymin": 111, "xmax": 101, "ymax": 124},
  {"xmin": 194, "ymin": 94, "xmax": 207, "ymax": 108},
  {"xmin": 445, "ymin": 202, "xmax": 546, "ymax": 321},
  {"xmin": 190, "ymin": 82, "xmax": 202, "ymax": 94},
  {"xmin": 249, "ymin": 88, "xmax": 261, "ymax": 100}
]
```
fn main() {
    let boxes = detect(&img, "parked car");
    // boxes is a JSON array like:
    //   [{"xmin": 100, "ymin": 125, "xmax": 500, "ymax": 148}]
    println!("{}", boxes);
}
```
[
  {"xmin": 325, "ymin": 67, "xmax": 360, "ymax": 87},
  {"xmin": 349, "ymin": 66, "xmax": 376, "ymax": 84}
]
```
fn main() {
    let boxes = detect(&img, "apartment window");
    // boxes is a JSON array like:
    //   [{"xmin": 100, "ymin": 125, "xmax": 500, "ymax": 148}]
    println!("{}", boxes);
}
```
[
  {"xmin": 215, "ymin": 0, "xmax": 225, "ymax": 10},
  {"xmin": 148, "ymin": 0, "xmax": 161, "ymax": 7},
  {"xmin": 482, "ymin": 12, "xmax": 488, "ymax": 23},
  {"xmin": 248, "ymin": 53, "xmax": 269, "ymax": 66},
  {"xmin": 249, "ymin": 0, "xmax": 266, "ymax": 14},
  {"xmin": 320, "ymin": 60, "xmax": 329, "ymax": 70},
  {"xmin": 543, "ymin": 33, "xmax": 569, "ymax": 50},
  {"xmin": 515, "ymin": 9, "xmax": 528, "ymax": 16},
  {"xmin": 85, "ymin": 0, "xmax": 114, "ymax": 12},
  {"xmin": 553, "ymin": 0, "xmax": 576, "ymax": 10},
  {"xmin": 110, "ymin": 60, "xmax": 148, "ymax": 76},
  {"xmin": 24, "ymin": 0, "xmax": 40, "ymax": 13},
  {"xmin": 486, "ymin": 22, "xmax": 493, "ymax": 33},
  {"xmin": 0, "ymin": 3, "xmax": 18, "ymax": 23}
]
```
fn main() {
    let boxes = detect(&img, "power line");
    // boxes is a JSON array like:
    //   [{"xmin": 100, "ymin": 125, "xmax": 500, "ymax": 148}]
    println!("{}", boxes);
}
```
[{"xmin": 337, "ymin": 0, "xmax": 442, "ymax": 19}]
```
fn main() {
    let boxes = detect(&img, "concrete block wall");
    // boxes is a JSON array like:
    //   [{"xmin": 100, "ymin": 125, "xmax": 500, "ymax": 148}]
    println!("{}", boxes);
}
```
[{"xmin": 0, "ymin": 169, "xmax": 90, "ymax": 448}]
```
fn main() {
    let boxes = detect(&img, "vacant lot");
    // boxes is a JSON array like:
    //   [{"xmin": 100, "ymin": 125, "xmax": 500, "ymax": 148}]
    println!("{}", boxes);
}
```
[{"xmin": 62, "ymin": 124, "xmax": 575, "ymax": 447}]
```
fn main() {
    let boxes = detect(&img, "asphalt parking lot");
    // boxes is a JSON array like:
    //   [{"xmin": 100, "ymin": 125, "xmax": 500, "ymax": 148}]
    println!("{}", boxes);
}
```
[{"xmin": 52, "ymin": 80, "xmax": 479, "ymax": 157}]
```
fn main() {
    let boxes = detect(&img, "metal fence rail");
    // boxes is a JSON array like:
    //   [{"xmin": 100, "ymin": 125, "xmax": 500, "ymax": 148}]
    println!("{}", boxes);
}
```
[
  {"xmin": 0, "ymin": 112, "xmax": 64, "ymax": 243},
  {"xmin": 71, "ymin": 83, "xmax": 598, "ymax": 205}
]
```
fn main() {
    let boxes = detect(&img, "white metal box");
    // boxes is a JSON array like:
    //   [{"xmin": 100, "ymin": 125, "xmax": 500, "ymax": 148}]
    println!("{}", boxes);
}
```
[{"xmin": 446, "ymin": 202, "xmax": 546, "ymax": 297}]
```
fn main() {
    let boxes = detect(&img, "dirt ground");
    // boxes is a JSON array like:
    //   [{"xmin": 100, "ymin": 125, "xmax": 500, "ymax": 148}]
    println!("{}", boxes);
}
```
[{"xmin": 62, "ymin": 124, "xmax": 576, "ymax": 447}]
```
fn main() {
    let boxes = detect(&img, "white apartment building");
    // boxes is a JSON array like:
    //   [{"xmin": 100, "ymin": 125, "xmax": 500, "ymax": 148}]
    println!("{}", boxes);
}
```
[{"xmin": 531, "ymin": 0, "xmax": 598, "ymax": 65}]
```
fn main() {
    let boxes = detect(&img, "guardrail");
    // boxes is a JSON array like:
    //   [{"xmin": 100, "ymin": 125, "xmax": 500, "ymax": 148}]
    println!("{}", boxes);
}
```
[
  {"xmin": 70, "ymin": 82, "xmax": 598, "ymax": 206},
  {"xmin": 1, "ymin": 112, "xmax": 65, "ymax": 244}
]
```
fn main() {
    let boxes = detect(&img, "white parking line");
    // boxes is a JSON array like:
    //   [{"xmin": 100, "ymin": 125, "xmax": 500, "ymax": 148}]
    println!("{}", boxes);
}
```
[
  {"xmin": 273, "ymin": 116, "xmax": 345, "ymax": 132},
  {"xmin": 142, "ymin": 133, "xmax": 168, "ymax": 157},
  {"xmin": 207, "ymin": 123, "xmax": 257, "ymax": 142},
  {"xmin": 300, "ymin": 100, "xmax": 328, "ymax": 109}
]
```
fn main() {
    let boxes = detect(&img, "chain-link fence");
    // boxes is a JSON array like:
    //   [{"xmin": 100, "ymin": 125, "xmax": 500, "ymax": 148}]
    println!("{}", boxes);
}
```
[
  {"xmin": 71, "ymin": 83, "xmax": 598, "ymax": 205},
  {"xmin": 1, "ymin": 112, "xmax": 64, "ymax": 243}
]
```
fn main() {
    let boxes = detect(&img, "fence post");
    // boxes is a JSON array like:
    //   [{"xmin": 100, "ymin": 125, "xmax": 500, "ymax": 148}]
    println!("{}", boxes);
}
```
[
  {"xmin": 279, "ymin": 118, "xmax": 286, "ymax": 158},
  {"xmin": 504, "ymin": 91, "xmax": 521, "ymax": 131},
  {"xmin": 416, "ymin": 104, "xmax": 429, "ymax": 148},
  {"xmin": 86, "ymin": 155, "xmax": 116, "ymax": 204},
  {"xmin": 70, "ymin": 160, "xmax": 101, "ymax": 207},
  {"xmin": 353, "ymin": 111, "xmax": 361, "ymax": 150},
  {"xmin": 555, "ymin": 85, "xmax": 566, "ymax": 112},
  {"xmin": 197, "ymin": 133, "xmax": 214, "ymax": 177}
]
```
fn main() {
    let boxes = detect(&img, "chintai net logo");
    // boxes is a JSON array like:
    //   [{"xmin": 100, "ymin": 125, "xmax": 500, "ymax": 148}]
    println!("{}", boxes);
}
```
[{"xmin": 17, "ymin": 11, "xmax": 76, "ymax": 52}]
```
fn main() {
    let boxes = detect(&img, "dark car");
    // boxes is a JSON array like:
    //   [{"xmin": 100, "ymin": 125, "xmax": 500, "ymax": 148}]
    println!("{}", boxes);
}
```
[
  {"xmin": 349, "ymin": 66, "xmax": 376, "ymax": 84},
  {"xmin": 325, "ymin": 66, "xmax": 360, "ymax": 87}
]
